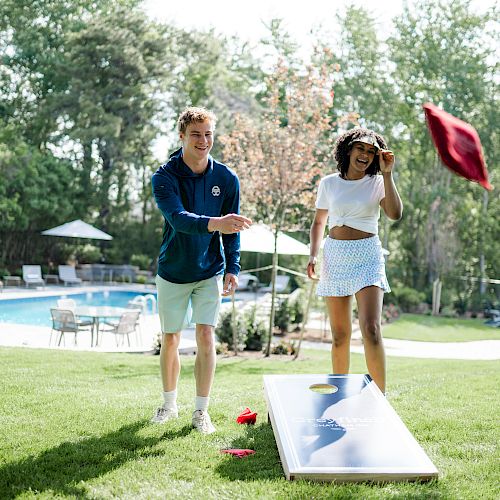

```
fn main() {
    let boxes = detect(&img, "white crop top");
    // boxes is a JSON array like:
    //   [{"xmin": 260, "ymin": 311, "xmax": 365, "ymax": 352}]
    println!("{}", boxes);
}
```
[{"xmin": 315, "ymin": 173, "xmax": 385, "ymax": 234}]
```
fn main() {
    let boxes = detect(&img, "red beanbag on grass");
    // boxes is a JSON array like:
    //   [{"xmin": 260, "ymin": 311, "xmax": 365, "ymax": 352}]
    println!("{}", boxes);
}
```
[
  {"xmin": 220, "ymin": 449, "xmax": 255, "ymax": 458},
  {"xmin": 236, "ymin": 407, "xmax": 257, "ymax": 425},
  {"xmin": 423, "ymin": 102, "xmax": 493, "ymax": 191}
]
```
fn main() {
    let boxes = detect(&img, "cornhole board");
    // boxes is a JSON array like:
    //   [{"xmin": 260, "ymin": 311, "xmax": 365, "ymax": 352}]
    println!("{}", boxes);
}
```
[{"xmin": 263, "ymin": 374, "xmax": 438, "ymax": 482}]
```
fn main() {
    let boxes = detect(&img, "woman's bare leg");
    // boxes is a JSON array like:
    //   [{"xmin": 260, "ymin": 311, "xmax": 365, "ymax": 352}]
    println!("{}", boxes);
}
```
[
  {"xmin": 324, "ymin": 295, "xmax": 353, "ymax": 374},
  {"xmin": 355, "ymin": 286, "xmax": 386, "ymax": 393}
]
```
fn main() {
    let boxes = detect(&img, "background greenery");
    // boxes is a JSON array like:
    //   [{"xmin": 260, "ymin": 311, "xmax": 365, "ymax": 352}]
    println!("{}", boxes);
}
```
[{"xmin": 0, "ymin": 0, "xmax": 498, "ymax": 314}]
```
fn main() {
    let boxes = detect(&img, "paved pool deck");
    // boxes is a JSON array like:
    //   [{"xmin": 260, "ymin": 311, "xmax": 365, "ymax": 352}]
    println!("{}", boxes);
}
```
[{"xmin": 1, "ymin": 285, "xmax": 499, "ymax": 360}]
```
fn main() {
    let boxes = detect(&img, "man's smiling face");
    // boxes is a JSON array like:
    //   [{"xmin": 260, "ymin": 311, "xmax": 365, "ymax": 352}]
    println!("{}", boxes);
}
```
[{"xmin": 180, "ymin": 120, "xmax": 214, "ymax": 165}]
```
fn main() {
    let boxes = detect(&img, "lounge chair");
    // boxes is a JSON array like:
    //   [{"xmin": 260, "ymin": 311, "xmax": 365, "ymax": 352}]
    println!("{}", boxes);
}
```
[
  {"xmin": 22, "ymin": 265, "xmax": 45, "ymax": 288},
  {"xmin": 238, "ymin": 273, "xmax": 260, "ymax": 291},
  {"xmin": 261, "ymin": 275, "xmax": 291, "ymax": 293},
  {"xmin": 58, "ymin": 265, "xmax": 82, "ymax": 286}
]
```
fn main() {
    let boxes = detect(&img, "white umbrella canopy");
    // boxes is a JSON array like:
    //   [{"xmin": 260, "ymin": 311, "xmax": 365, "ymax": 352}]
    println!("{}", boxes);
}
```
[
  {"xmin": 239, "ymin": 223, "xmax": 309, "ymax": 256},
  {"xmin": 41, "ymin": 219, "xmax": 113, "ymax": 240}
]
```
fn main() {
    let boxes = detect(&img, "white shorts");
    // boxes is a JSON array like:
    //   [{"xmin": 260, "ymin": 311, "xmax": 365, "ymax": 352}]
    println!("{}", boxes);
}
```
[
  {"xmin": 317, "ymin": 236, "xmax": 390, "ymax": 297},
  {"xmin": 156, "ymin": 274, "xmax": 223, "ymax": 333}
]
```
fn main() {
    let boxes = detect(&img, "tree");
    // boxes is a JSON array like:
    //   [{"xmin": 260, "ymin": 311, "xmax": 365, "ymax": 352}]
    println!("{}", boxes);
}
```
[
  {"xmin": 387, "ymin": 0, "xmax": 498, "ymax": 307},
  {"xmin": 0, "ymin": 124, "xmax": 77, "ymax": 267},
  {"xmin": 220, "ymin": 57, "xmax": 335, "ymax": 356}
]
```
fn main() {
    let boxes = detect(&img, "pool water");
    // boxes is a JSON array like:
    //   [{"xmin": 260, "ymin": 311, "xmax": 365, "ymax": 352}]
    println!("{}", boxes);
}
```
[{"xmin": 0, "ymin": 291, "xmax": 157, "ymax": 327}]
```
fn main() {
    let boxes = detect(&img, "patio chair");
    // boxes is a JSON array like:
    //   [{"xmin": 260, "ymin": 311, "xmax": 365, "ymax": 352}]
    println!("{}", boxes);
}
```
[
  {"xmin": 58, "ymin": 265, "xmax": 82, "ymax": 286},
  {"xmin": 100, "ymin": 310, "xmax": 141, "ymax": 347},
  {"xmin": 261, "ymin": 275, "xmax": 291, "ymax": 293},
  {"xmin": 238, "ymin": 273, "xmax": 260, "ymax": 291},
  {"xmin": 22, "ymin": 265, "xmax": 45, "ymax": 288},
  {"xmin": 56, "ymin": 298, "xmax": 93, "ymax": 328},
  {"xmin": 49, "ymin": 308, "xmax": 92, "ymax": 346}
]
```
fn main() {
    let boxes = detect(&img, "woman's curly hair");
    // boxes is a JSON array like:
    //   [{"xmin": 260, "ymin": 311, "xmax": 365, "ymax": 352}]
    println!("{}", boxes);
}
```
[{"xmin": 333, "ymin": 128, "xmax": 387, "ymax": 178}]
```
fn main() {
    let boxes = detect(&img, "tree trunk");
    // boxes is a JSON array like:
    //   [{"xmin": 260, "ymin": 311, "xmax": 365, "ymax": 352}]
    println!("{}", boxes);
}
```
[{"xmin": 265, "ymin": 231, "xmax": 279, "ymax": 357}]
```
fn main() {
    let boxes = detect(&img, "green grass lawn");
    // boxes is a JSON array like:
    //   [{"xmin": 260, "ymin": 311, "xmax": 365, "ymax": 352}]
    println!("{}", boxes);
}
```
[
  {"xmin": 0, "ymin": 346, "xmax": 499, "ymax": 499},
  {"xmin": 383, "ymin": 313, "xmax": 500, "ymax": 342}
]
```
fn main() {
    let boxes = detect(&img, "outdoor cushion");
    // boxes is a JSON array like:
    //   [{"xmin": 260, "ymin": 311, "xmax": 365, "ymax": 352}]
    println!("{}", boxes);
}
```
[{"xmin": 423, "ymin": 102, "xmax": 492, "ymax": 190}]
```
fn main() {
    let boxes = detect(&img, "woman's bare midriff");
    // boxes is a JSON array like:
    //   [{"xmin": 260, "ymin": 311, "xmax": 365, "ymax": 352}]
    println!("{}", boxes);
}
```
[{"xmin": 329, "ymin": 226, "xmax": 375, "ymax": 240}]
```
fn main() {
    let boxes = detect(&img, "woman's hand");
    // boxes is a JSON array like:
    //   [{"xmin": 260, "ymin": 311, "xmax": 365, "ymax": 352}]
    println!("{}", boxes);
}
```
[
  {"xmin": 307, "ymin": 260, "xmax": 319, "ymax": 281},
  {"xmin": 379, "ymin": 150, "xmax": 395, "ymax": 173}
]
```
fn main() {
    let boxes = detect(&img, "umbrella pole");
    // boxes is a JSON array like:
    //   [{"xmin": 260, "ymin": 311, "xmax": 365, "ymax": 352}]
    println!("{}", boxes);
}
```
[
  {"xmin": 293, "ymin": 279, "xmax": 316, "ymax": 360},
  {"xmin": 231, "ymin": 291, "xmax": 238, "ymax": 356}
]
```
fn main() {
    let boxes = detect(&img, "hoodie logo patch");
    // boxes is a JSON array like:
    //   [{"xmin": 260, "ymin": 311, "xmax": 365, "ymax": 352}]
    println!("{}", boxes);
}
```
[{"xmin": 211, "ymin": 186, "xmax": 221, "ymax": 197}]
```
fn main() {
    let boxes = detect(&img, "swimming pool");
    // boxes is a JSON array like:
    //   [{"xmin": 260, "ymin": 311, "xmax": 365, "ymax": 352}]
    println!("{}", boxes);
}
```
[{"xmin": 0, "ymin": 290, "xmax": 157, "ymax": 327}]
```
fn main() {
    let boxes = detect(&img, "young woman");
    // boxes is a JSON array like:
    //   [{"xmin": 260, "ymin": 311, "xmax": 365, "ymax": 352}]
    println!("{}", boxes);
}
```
[{"xmin": 307, "ymin": 128, "xmax": 403, "ymax": 393}]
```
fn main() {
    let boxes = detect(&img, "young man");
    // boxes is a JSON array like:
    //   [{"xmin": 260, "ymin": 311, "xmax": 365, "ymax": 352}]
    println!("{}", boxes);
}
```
[{"xmin": 151, "ymin": 106, "xmax": 251, "ymax": 434}]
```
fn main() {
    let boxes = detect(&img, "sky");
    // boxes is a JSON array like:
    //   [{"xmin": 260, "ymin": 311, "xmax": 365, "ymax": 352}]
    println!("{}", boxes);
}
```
[
  {"xmin": 143, "ymin": 0, "xmax": 495, "ymax": 49},
  {"xmin": 143, "ymin": 0, "xmax": 405, "ymax": 47}
]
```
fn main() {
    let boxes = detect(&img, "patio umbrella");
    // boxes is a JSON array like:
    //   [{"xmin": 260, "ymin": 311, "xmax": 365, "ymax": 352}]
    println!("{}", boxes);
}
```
[
  {"xmin": 240, "ymin": 224, "xmax": 389, "ymax": 256},
  {"xmin": 239, "ymin": 223, "xmax": 309, "ymax": 255},
  {"xmin": 41, "ymin": 220, "xmax": 113, "ymax": 240}
]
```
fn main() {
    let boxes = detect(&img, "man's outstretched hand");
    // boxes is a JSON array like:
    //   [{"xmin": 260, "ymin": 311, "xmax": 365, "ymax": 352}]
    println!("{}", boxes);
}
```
[{"xmin": 208, "ymin": 214, "xmax": 252, "ymax": 234}]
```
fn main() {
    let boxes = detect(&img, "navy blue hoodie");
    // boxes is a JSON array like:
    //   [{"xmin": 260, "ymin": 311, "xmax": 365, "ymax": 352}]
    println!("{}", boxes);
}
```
[{"xmin": 152, "ymin": 148, "xmax": 241, "ymax": 284}]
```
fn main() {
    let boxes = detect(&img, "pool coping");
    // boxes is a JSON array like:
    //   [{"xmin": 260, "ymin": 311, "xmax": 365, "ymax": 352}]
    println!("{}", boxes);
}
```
[{"xmin": 0, "ymin": 284, "xmax": 156, "ymax": 301}]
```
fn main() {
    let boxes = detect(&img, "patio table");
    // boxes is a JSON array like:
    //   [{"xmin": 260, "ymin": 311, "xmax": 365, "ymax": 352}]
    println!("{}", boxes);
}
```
[
  {"xmin": 3, "ymin": 276, "xmax": 21, "ymax": 286},
  {"xmin": 75, "ymin": 306, "xmax": 126, "ymax": 347},
  {"xmin": 44, "ymin": 274, "xmax": 60, "ymax": 284}
]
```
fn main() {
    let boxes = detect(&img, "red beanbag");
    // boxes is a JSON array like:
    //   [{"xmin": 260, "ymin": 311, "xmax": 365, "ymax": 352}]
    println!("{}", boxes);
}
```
[
  {"xmin": 236, "ymin": 407, "xmax": 257, "ymax": 425},
  {"xmin": 423, "ymin": 102, "xmax": 492, "ymax": 190},
  {"xmin": 221, "ymin": 448, "xmax": 255, "ymax": 458}
]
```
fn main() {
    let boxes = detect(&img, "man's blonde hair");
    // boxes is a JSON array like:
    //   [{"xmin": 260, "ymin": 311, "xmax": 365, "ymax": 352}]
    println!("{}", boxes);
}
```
[{"xmin": 177, "ymin": 106, "xmax": 217, "ymax": 134}]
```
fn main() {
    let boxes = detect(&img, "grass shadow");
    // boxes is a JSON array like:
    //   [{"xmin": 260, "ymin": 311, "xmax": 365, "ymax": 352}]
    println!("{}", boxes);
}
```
[{"xmin": 0, "ymin": 419, "xmax": 182, "ymax": 499}]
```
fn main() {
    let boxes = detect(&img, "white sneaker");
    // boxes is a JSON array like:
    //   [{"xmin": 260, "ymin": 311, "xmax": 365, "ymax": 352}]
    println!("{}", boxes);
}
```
[
  {"xmin": 151, "ymin": 406, "xmax": 178, "ymax": 424},
  {"xmin": 192, "ymin": 410, "xmax": 216, "ymax": 434}
]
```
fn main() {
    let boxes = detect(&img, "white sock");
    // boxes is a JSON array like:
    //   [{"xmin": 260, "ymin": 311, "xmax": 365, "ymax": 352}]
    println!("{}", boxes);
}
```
[
  {"xmin": 162, "ymin": 390, "xmax": 177, "ymax": 409},
  {"xmin": 195, "ymin": 396, "xmax": 209, "ymax": 412}
]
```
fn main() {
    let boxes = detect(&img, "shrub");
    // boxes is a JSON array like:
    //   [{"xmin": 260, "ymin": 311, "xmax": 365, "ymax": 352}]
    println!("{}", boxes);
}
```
[
  {"xmin": 242, "ymin": 305, "xmax": 268, "ymax": 351},
  {"xmin": 135, "ymin": 275, "xmax": 148, "ymax": 285},
  {"xmin": 391, "ymin": 286, "xmax": 426, "ymax": 312},
  {"xmin": 441, "ymin": 306, "xmax": 458, "ymax": 318},
  {"xmin": 274, "ymin": 298, "xmax": 291, "ymax": 333},
  {"xmin": 152, "ymin": 332, "xmax": 162, "ymax": 355},
  {"xmin": 289, "ymin": 290, "xmax": 305, "ymax": 326},
  {"xmin": 77, "ymin": 244, "xmax": 102, "ymax": 264},
  {"xmin": 130, "ymin": 254, "xmax": 151, "ymax": 270},
  {"xmin": 215, "ymin": 342, "xmax": 229, "ymax": 355},
  {"xmin": 215, "ymin": 309, "xmax": 246, "ymax": 351},
  {"xmin": 270, "ymin": 340, "xmax": 297, "ymax": 356},
  {"xmin": 382, "ymin": 303, "xmax": 401, "ymax": 323}
]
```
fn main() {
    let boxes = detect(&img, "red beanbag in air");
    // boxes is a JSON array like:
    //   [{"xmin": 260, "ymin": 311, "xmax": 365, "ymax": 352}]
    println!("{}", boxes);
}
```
[
  {"xmin": 236, "ymin": 407, "xmax": 257, "ymax": 425},
  {"xmin": 423, "ymin": 102, "xmax": 492, "ymax": 190}
]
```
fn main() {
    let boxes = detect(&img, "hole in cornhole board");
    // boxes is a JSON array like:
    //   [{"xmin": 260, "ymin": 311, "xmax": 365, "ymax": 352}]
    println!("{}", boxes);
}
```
[{"xmin": 309, "ymin": 383, "xmax": 338, "ymax": 394}]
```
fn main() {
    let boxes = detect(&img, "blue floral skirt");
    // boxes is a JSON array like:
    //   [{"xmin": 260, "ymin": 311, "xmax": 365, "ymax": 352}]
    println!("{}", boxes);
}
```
[{"xmin": 317, "ymin": 236, "xmax": 390, "ymax": 297}]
